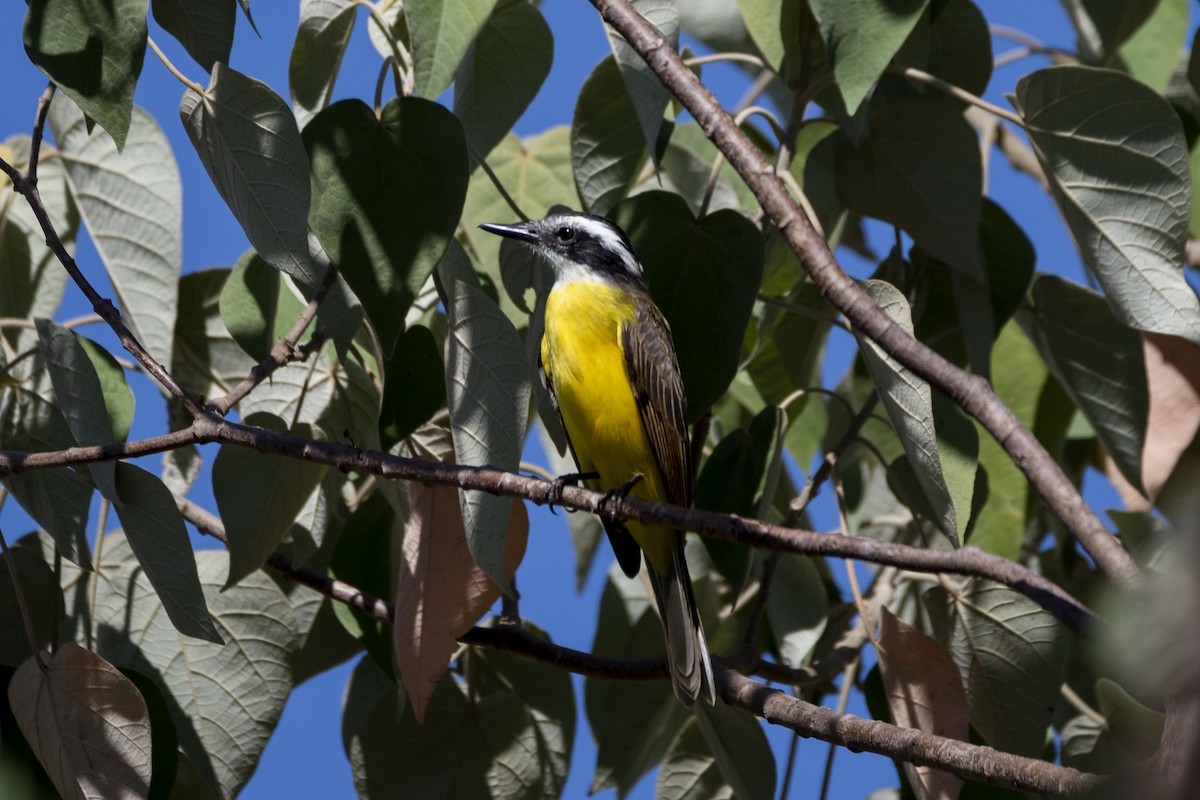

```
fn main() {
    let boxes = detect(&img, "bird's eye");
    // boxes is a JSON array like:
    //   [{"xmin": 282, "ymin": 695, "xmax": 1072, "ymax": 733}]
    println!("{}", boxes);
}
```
[{"xmin": 555, "ymin": 226, "xmax": 575, "ymax": 242}]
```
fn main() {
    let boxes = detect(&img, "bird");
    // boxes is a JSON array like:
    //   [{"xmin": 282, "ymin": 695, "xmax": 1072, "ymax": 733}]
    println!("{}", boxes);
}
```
[{"xmin": 480, "ymin": 211, "xmax": 715, "ymax": 706}]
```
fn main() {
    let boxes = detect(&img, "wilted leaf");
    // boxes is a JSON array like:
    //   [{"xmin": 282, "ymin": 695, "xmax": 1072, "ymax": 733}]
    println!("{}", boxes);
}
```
[
  {"xmin": 395, "ymin": 481, "xmax": 527, "ymax": 721},
  {"xmin": 9, "ymin": 643, "xmax": 151, "ymax": 800},
  {"xmin": 878, "ymin": 608, "xmax": 968, "ymax": 800}
]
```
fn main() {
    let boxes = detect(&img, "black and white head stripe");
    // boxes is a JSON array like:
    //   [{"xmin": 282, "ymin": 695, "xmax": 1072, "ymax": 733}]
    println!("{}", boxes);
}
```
[{"xmin": 479, "ymin": 212, "xmax": 646, "ymax": 284}]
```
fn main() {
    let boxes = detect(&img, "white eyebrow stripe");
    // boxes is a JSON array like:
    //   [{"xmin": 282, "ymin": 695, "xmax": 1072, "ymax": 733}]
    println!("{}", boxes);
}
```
[{"xmin": 568, "ymin": 216, "xmax": 643, "ymax": 276}]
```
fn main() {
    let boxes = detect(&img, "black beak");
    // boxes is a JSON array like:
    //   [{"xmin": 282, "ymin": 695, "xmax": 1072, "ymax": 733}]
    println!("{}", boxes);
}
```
[{"xmin": 479, "ymin": 222, "xmax": 538, "ymax": 243}]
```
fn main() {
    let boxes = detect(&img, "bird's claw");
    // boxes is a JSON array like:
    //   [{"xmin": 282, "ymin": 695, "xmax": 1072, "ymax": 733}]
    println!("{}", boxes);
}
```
[{"xmin": 545, "ymin": 471, "xmax": 600, "ymax": 512}]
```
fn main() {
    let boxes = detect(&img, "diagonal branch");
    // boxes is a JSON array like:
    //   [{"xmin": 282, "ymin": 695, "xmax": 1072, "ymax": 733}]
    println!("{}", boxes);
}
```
[
  {"xmin": 587, "ymin": 0, "xmax": 1140, "ymax": 592},
  {"xmin": 0, "ymin": 415, "xmax": 1098, "ymax": 634}
]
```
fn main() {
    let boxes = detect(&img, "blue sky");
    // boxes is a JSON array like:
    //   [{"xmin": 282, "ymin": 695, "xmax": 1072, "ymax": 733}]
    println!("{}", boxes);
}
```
[{"xmin": 0, "ymin": 1, "xmax": 1167, "ymax": 798}]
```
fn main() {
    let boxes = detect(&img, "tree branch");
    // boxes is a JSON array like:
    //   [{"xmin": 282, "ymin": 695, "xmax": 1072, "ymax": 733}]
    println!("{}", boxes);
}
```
[
  {"xmin": 0, "ymin": 415, "xmax": 1098, "ymax": 634},
  {"xmin": 587, "ymin": 0, "xmax": 1141, "ymax": 592}
]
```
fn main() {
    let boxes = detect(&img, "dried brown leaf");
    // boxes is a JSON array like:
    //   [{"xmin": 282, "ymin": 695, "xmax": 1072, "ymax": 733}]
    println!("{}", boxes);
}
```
[
  {"xmin": 394, "ymin": 482, "xmax": 528, "ymax": 722},
  {"xmin": 877, "ymin": 607, "xmax": 968, "ymax": 800}
]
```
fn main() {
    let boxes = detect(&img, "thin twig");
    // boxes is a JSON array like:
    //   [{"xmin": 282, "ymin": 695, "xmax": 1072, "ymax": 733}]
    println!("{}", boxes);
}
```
[{"xmin": 27, "ymin": 83, "xmax": 55, "ymax": 184}]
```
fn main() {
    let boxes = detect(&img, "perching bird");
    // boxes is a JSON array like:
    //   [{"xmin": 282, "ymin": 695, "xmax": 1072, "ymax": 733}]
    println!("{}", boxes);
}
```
[{"xmin": 480, "ymin": 212, "xmax": 715, "ymax": 706}]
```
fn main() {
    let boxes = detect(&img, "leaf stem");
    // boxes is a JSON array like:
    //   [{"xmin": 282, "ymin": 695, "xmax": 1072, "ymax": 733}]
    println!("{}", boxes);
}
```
[
  {"xmin": 890, "ymin": 65, "xmax": 1025, "ymax": 127},
  {"xmin": 147, "ymin": 36, "xmax": 207, "ymax": 95}
]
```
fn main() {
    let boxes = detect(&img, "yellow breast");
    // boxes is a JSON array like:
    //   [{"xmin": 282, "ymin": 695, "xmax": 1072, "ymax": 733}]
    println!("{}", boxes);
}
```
[{"xmin": 541, "ymin": 279, "xmax": 672, "ymax": 562}]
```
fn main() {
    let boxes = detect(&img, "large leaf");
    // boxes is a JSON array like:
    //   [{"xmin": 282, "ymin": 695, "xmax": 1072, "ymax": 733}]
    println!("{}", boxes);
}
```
[
  {"xmin": 454, "ymin": 1, "xmax": 553, "ymax": 162},
  {"xmin": 838, "ymin": 103, "xmax": 984, "ymax": 281},
  {"xmin": 404, "ymin": 0, "xmax": 496, "ymax": 98},
  {"xmin": 213, "ymin": 415, "xmax": 330, "ymax": 588},
  {"xmin": 878, "ymin": 608, "xmax": 968, "ymax": 800},
  {"xmin": 112, "ymin": 463, "xmax": 223, "ymax": 644},
  {"xmin": 9, "ymin": 643, "xmax": 151, "ymax": 800},
  {"xmin": 181, "ymin": 63, "xmax": 322, "ymax": 290},
  {"xmin": 855, "ymin": 280, "xmax": 966, "ymax": 541},
  {"xmin": 87, "ymin": 532, "xmax": 299, "ymax": 799},
  {"xmin": 23, "ymin": 0, "xmax": 148, "ymax": 149},
  {"xmin": 926, "ymin": 579, "xmax": 1069, "ymax": 759},
  {"xmin": 395, "ymin": 482, "xmax": 527, "ymax": 721},
  {"xmin": 1014, "ymin": 66, "xmax": 1200, "ymax": 343},
  {"xmin": 171, "ymin": 268, "xmax": 259, "ymax": 401},
  {"xmin": 1116, "ymin": 0, "xmax": 1187, "ymax": 94},
  {"xmin": 152, "ymin": 0, "xmax": 237, "ymax": 73},
  {"xmin": 441, "ymin": 277, "xmax": 531, "ymax": 591},
  {"xmin": 612, "ymin": 191, "xmax": 765, "ymax": 418},
  {"xmin": 1062, "ymin": 0, "xmax": 1162, "ymax": 60},
  {"xmin": 289, "ymin": 0, "xmax": 357, "ymax": 129},
  {"xmin": 379, "ymin": 324, "xmax": 446, "ymax": 449},
  {"xmin": 694, "ymin": 698, "xmax": 776, "ymax": 800},
  {"xmin": 0, "ymin": 534, "xmax": 61, "ymax": 667},
  {"xmin": 809, "ymin": 0, "xmax": 931, "ymax": 115},
  {"xmin": 765, "ymin": 554, "xmax": 829, "ymax": 668},
  {"xmin": 1023, "ymin": 275, "xmax": 1149, "ymax": 492},
  {"xmin": 49, "ymin": 99, "xmax": 182, "ymax": 371},
  {"xmin": 306, "ymin": 97, "xmax": 469, "ymax": 355},
  {"xmin": 572, "ymin": 55, "xmax": 648, "ymax": 215},
  {"xmin": 586, "ymin": 568, "xmax": 688, "ymax": 796},
  {"xmin": 605, "ymin": 0, "xmax": 679, "ymax": 164},
  {"xmin": 737, "ymin": 0, "xmax": 804, "ymax": 75}
]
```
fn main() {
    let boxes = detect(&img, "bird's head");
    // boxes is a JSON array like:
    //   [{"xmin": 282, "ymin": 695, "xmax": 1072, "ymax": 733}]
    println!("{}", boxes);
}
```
[{"xmin": 479, "ymin": 211, "xmax": 646, "ymax": 285}]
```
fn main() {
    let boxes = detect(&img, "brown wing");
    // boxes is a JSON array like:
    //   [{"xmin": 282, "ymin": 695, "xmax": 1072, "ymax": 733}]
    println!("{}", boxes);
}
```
[
  {"xmin": 622, "ymin": 298, "xmax": 692, "ymax": 507},
  {"xmin": 539, "ymin": 346, "xmax": 643, "ymax": 578}
]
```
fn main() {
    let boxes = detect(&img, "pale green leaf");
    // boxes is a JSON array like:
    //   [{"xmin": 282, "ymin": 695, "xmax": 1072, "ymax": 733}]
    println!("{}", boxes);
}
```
[
  {"xmin": 405, "ymin": 0, "xmax": 497, "ymax": 98},
  {"xmin": 694, "ymin": 700, "xmax": 776, "ymax": 800},
  {"xmin": 181, "ymin": 63, "xmax": 322, "ymax": 290},
  {"xmin": 855, "ymin": 280, "xmax": 962, "ymax": 540},
  {"xmin": 289, "ymin": 0, "xmax": 357, "ymax": 129},
  {"xmin": 927, "ymin": 579, "xmax": 1069, "ymax": 759},
  {"xmin": 171, "ymin": 269, "xmax": 258, "ymax": 401},
  {"xmin": 9, "ymin": 643, "xmax": 151, "ymax": 800},
  {"xmin": 455, "ymin": 1, "xmax": 553, "ymax": 162},
  {"xmin": 572, "ymin": 55, "xmax": 647, "ymax": 215},
  {"xmin": 23, "ymin": 0, "xmax": 148, "ymax": 148},
  {"xmin": 50, "ymin": 99, "xmax": 182, "ymax": 370},
  {"xmin": 112, "ymin": 463, "xmax": 222, "ymax": 644},
  {"xmin": 737, "ymin": 0, "xmax": 803, "ymax": 73},
  {"xmin": 1116, "ymin": 0, "xmax": 1187, "ymax": 93},
  {"xmin": 809, "ymin": 0, "xmax": 931, "ymax": 114},
  {"xmin": 656, "ymin": 719, "xmax": 734, "ymax": 800},
  {"xmin": 765, "ymin": 554, "xmax": 829, "ymax": 668},
  {"xmin": 441, "ymin": 278, "xmax": 530, "ymax": 591},
  {"xmin": 1014, "ymin": 66, "xmax": 1200, "ymax": 343}
]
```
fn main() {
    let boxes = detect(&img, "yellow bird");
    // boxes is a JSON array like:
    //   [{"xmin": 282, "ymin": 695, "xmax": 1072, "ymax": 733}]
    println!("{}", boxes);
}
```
[{"xmin": 481, "ymin": 212, "xmax": 715, "ymax": 706}]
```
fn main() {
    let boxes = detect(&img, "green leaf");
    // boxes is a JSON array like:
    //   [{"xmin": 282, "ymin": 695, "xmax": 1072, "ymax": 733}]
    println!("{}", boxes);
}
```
[
  {"xmin": 1023, "ymin": 275, "xmax": 1148, "ymax": 492},
  {"xmin": 8, "ymin": 643, "xmax": 151, "ymax": 800},
  {"xmin": 405, "ymin": 0, "xmax": 496, "ymax": 98},
  {"xmin": 23, "ymin": 0, "xmax": 148, "ymax": 149},
  {"xmin": 220, "ymin": 250, "xmax": 280, "ymax": 362},
  {"xmin": 213, "ymin": 414, "xmax": 330, "ymax": 588},
  {"xmin": 78, "ymin": 337, "xmax": 134, "ymax": 443},
  {"xmin": 289, "ymin": 0, "xmax": 357, "ymax": 129},
  {"xmin": 152, "ymin": 0, "xmax": 237, "ymax": 73},
  {"xmin": 586, "ymin": 568, "xmax": 687, "ymax": 796},
  {"xmin": 612, "ymin": 191, "xmax": 765, "ymax": 418},
  {"xmin": 454, "ymin": 1, "xmax": 553, "ymax": 162},
  {"xmin": 49, "ymin": 99, "xmax": 182, "ymax": 371},
  {"xmin": 605, "ymin": 0, "xmax": 679, "ymax": 165},
  {"xmin": 765, "ymin": 554, "xmax": 829, "ymax": 668},
  {"xmin": 0, "ymin": 534, "xmax": 61, "ymax": 667},
  {"xmin": 0, "ymin": 137, "xmax": 78, "ymax": 323},
  {"xmin": 837, "ymin": 102, "xmax": 984, "ymax": 281},
  {"xmin": 1116, "ymin": 0, "xmax": 1187, "ymax": 93},
  {"xmin": 926, "ymin": 579, "xmax": 1069, "ymax": 759},
  {"xmin": 922, "ymin": 0, "xmax": 992, "ymax": 97},
  {"xmin": 572, "ymin": 55, "xmax": 648, "ymax": 215},
  {"xmin": 86, "ymin": 532, "xmax": 298, "ymax": 799},
  {"xmin": 330, "ymin": 490, "xmax": 397, "ymax": 676},
  {"xmin": 474, "ymin": 625, "xmax": 576, "ymax": 797},
  {"xmin": 737, "ymin": 0, "xmax": 804, "ymax": 75},
  {"xmin": 305, "ymin": 97, "xmax": 469, "ymax": 355},
  {"xmin": 788, "ymin": 122, "xmax": 849, "ymax": 246},
  {"xmin": 747, "ymin": 281, "xmax": 832, "ymax": 404},
  {"xmin": 656, "ymin": 719, "xmax": 732, "ymax": 800},
  {"xmin": 1066, "ymin": 0, "xmax": 1162, "ymax": 60},
  {"xmin": 461, "ymin": 127, "xmax": 578, "ymax": 272},
  {"xmin": 694, "ymin": 700, "xmax": 776, "ymax": 800},
  {"xmin": 34, "ymin": 318, "xmax": 119, "ymax": 498},
  {"xmin": 855, "ymin": 280, "xmax": 964, "ymax": 541},
  {"xmin": 181, "ymin": 63, "xmax": 322, "ymax": 290},
  {"xmin": 980, "ymin": 198, "xmax": 1037, "ymax": 331},
  {"xmin": 441, "ymin": 278, "xmax": 530, "ymax": 591},
  {"xmin": 1014, "ymin": 66, "xmax": 1200, "ymax": 343},
  {"xmin": 171, "ymin": 269, "xmax": 258, "ymax": 400},
  {"xmin": 809, "ymin": 0, "xmax": 931, "ymax": 115},
  {"xmin": 112, "ymin": 463, "xmax": 223, "ymax": 644},
  {"xmin": 379, "ymin": 325, "xmax": 446, "ymax": 450},
  {"xmin": 367, "ymin": 0, "xmax": 408, "ymax": 60}
]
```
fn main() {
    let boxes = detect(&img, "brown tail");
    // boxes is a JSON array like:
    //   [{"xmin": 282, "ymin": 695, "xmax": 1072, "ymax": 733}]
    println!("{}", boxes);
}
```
[{"xmin": 647, "ymin": 537, "xmax": 715, "ymax": 706}]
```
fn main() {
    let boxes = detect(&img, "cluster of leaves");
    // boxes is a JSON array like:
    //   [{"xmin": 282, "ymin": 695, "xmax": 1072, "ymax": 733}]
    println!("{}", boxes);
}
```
[{"xmin": 1, "ymin": 0, "xmax": 1199, "ymax": 799}]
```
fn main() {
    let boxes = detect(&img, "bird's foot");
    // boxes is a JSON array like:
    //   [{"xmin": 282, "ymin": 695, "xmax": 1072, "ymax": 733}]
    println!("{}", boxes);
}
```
[
  {"xmin": 545, "ymin": 471, "xmax": 600, "ymax": 512},
  {"xmin": 600, "ymin": 474, "xmax": 643, "ymax": 517}
]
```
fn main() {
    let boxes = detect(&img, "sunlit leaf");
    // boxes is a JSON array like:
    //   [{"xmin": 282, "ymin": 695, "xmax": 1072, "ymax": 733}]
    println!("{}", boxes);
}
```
[
  {"xmin": 605, "ymin": 0, "xmax": 678, "ymax": 164},
  {"xmin": 405, "ymin": 0, "xmax": 496, "ymax": 98}
]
